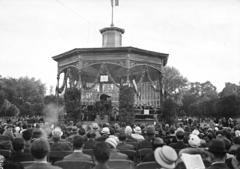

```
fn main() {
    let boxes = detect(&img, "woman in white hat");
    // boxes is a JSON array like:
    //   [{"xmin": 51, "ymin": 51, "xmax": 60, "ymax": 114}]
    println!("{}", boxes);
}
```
[
  {"xmin": 131, "ymin": 126, "xmax": 144, "ymax": 141},
  {"xmin": 154, "ymin": 145, "xmax": 178, "ymax": 169}
]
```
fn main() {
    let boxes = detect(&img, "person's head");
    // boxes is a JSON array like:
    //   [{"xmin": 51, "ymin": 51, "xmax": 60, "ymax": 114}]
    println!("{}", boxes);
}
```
[
  {"xmin": 87, "ymin": 131, "xmax": 96, "ymax": 139},
  {"xmin": 73, "ymin": 135, "xmax": 84, "ymax": 150},
  {"xmin": 134, "ymin": 126, "xmax": 142, "ymax": 134},
  {"xmin": 101, "ymin": 127, "xmax": 110, "ymax": 135},
  {"xmin": 176, "ymin": 130, "xmax": 185, "ymax": 141},
  {"xmin": 154, "ymin": 145, "xmax": 178, "ymax": 169},
  {"xmin": 52, "ymin": 127, "xmax": 63, "ymax": 142},
  {"xmin": 109, "ymin": 127, "xmax": 115, "ymax": 135},
  {"xmin": 12, "ymin": 138, "xmax": 24, "ymax": 152},
  {"xmin": 118, "ymin": 131, "xmax": 127, "ymax": 142},
  {"xmin": 146, "ymin": 126, "xmax": 155, "ymax": 138},
  {"xmin": 78, "ymin": 127, "xmax": 86, "ymax": 136},
  {"xmin": 208, "ymin": 139, "xmax": 226, "ymax": 160},
  {"xmin": 22, "ymin": 129, "xmax": 33, "ymax": 142},
  {"xmin": 30, "ymin": 138, "xmax": 50, "ymax": 160},
  {"xmin": 125, "ymin": 126, "xmax": 132, "ymax": 136},
  {"xmin": 152, "ymin": 137, "xmax": 165, "ymax": 150},
  {"xmin": 32, "ymin": 129, "xmax": 43, "ymax": 140},
  {"xmin": 105, "ymin": 137, "xmax": 118, "ymax": 149},
  {"xmin": 188, "ymin": 134, "xmax": 201, "ymax": 148},
  {"xmin": 94, "ymin": 142, "xmax": 110, "ymax": 164}
]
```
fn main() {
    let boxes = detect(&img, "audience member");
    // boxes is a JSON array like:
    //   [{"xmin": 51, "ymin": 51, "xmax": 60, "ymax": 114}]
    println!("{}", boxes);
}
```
[
  {"xmin": 26, "ymin": 138, "xmax": 61, "ymax": 169},
  {"xmin": 207, "ymin": 139, "xmax": 230, "ymax": 169},
  {"xmin": 50, "ymin": 127, "xmax": 72, "ymax": 152},
  {"xmin": 9, "ymin": 138, "xmax": 33, "ymax": 162},
  {"xmin": 117, "ymin": 131, "xmax": 134, "ymax": 150},
  {"xmin": 143, "ymin": 137, "xmax": 165, "ymax": 162},
  {"xmin": 138, "ymin": 126, "xmax": 155, "ymax": 149},
  {"xmin": 105, "ymin": 137, "xmax": 128, "ymax": 160},
  {"xmin": 93, "ymin": 142, "xmax": 110, "ymax": 169},
  {"xmin": 154, "ymin": 145, "xmax": 178, "ymax": 169},
  {"xmin": 63, "ymin": 135, "xmax": 92, "ymax": 161},
  {"xmin": 131, "ymin": 126, "xmax": 144, "ymax": 141},
  {"xmin": 22, "ymin": 129, "xmax": 33, "ymax": 153}
]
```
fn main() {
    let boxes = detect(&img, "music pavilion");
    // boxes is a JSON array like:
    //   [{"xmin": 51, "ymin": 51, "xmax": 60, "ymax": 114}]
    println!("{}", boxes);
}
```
[{"xmin": 52, "ymin": 25, "xmax": 169, "ymax": 116}]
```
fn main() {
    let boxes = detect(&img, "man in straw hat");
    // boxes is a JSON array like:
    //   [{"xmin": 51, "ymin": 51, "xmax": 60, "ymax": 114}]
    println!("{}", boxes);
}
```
[{"xmin": 154, "ymin": 145, "xmax": 178, "ymax": 169}]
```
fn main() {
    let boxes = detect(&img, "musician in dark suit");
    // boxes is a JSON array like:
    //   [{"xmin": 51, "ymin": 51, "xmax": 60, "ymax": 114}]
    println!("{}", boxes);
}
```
[
  {"xmin": 63, "ymin": 135, "xmax": 92, "ymax": 161},
  {"xmin": 26, "ymin": 138, "xmax": 61, "ymax": 169}
]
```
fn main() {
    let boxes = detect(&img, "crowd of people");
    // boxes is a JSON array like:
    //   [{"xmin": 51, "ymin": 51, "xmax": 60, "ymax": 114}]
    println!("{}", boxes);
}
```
[{"xmin": 0, "ymin": 116, "xmax": 239, "ymax": 169}]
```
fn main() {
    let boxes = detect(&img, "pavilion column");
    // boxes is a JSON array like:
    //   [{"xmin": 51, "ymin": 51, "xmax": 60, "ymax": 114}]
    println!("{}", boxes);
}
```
[
  {"xmin": 56, "ymin": 74, "xmax": 60, "ymax": 96},
  {"xmin": 126, "ymin": 55, "xmax": 131, "ymax": 86},
  {"xmin": 159, "ymin": 71, "xmax": 164, "ymax": 108},
  {"xmin": 78, "ymin": 70, "xmax": 82, "ymax": 89},
  {"xmin": 56, "ymin": 74, "xmax": 60, "ymax": 115}
]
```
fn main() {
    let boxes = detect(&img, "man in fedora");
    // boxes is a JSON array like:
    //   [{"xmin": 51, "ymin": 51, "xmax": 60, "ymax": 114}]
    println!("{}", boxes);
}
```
[{"xmin": 207, "ymin": 139, "xmax": 230, "ymax": 169}]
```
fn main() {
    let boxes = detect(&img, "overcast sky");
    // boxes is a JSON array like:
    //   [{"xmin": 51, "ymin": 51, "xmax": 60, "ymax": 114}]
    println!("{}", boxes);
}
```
[{"xmin": 0, "ymin": 0, "xmax": 240, "ymax": 93}]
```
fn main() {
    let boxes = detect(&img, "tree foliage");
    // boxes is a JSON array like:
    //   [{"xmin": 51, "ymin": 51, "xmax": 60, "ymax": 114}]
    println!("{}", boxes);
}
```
[
  {"xmin": 119, "ymin": 86, "xmax": 135, "ymax": 124},
  {"xmin": 182, "ymin": 81, "xmax": 218, "ymax": 117},
  {"xmin": 64, "ymin": 88, "xmax": 81, "ymax": 119},
  {"xmin": 216, "ymin": 95, "xmax": 240, "ymax": 118},
  {"xmin": 219, "ymin": 82, "xmax": 240, "ymax": 98},
  {"xmin": 0, "ymin": 76, "xmax": 46, "ymax": 116},
  {"xmin": 162, "ymin": 66, "xmax": 188, "ymax": 104},
  {"xmin": 162, "ymin": 98, "xmax": 178, "ymax": 124}
]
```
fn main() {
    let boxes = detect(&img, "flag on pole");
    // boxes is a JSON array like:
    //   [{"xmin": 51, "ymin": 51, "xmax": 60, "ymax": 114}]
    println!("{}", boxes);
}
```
[
  {"xmin": 111, "ymin": 0, "xmax": 119, "ymax": 7},
  {"xmin": 115, "ymin": 0, "xmax": 119, "ymax": 6}
]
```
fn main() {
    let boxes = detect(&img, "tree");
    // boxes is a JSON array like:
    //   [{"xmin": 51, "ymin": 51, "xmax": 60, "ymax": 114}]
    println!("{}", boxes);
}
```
[
  {"xmin": 219, "ymin": 82, "xmax": 240, "ymax": 98},
  {"xmin": 216, "ymin": 95, "xmax": 240, "ymax": 118},
  {"xmin": 162, "ymin": 98, "xmax": 178, "ymax": 124},
  {"xmin": 182, "ymin": 81, "xmax": 218, "ymax": 117},
  {"xmin": 162, "ymin": 66, "xmax": 188, "ymax": 105},
  {"xmin": 0, "ymin": 99, "xmax": 19, "ymax": 117},
  {"xmin": 64, "ymin": 88, "xmax": 81, "ymax": 119},
  {"xmin": 119, "ymin": 86, "xmax": 135, "ymax": 124},
  {"xmin": 0, "ymin": 76, "xmax": 46, "ymax": 116}
]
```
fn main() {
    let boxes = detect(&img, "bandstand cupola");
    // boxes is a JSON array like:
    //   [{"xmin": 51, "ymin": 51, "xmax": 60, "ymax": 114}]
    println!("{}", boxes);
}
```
[{"xmin": 100, "ymin": 26, "xmax": 124, "ymax": 47}]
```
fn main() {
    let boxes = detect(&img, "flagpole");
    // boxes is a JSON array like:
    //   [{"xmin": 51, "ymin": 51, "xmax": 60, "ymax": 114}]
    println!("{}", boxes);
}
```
[{"xmin": 111, "ymin": 0, "xmax": 114, "ymax": 26}]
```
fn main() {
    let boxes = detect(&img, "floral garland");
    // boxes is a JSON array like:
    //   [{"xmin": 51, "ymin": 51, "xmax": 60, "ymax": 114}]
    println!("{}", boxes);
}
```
[
  {"xmin": 82, "ymin": 69, "xmax": 101, "ymax": 90},
  {"xmin": 56, "ymin": 71, "xmax": 67, "ymax": 94},
  {"xmin": 104, "ymin": 65, "xmax": 120, "ymax": 88},
  {"xmin": 146, "ymin": 68, "xmax": 161, "ymax": 92}
]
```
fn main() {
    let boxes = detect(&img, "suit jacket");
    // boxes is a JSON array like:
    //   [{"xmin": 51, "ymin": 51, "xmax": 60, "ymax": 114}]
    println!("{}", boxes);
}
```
[
  {"xmin": 169, "ymin": 141, "xmax": 188, "ymax": 151},
  {"xmin": 138, "ymin": 139, "xmax": 153, "ymax": 149},
  {"xmin": 93, "ymin": 164, "xmax": 110, "ymax": 169},
  {"xmin": 142, "ymin": 152, "xmax": 155, "ymax": 162},
  {"xmin": 117, "ymin": 142, "xmax": 134, "ymax": 151},
  {"xmin": 84, "ymin": 139, "xmax": 96, "ymax": 149},
  {"xmin": 50, "ymin": 141, "xmax": 72, "ymax": 152},
  {"xmin": 63, "ymin": 151, "xmax": 92, "ymax": 161},
  {"xmin": 109, "ymin": 149, "xmax": 128, "ymax": 160},
  {"xmin": 0, "ymin": 135, "xmax": 12, "ymax": 150},
  {"xmin": 9, "ymin": 151, "xmax": 33, "ymax": 162},
  {"xmin": 207, "ymin": 162, "xmax": 230, "ymax": 169},
  {"xmin": 26, "ymin": 162, "xmax": 62, "ymax": 169}
]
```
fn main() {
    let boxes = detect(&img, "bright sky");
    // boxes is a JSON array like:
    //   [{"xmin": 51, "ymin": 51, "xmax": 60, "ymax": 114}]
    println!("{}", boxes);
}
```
[{"xmin": 0, "ymin": 0, "xmax": 240, "ymax": 93}]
